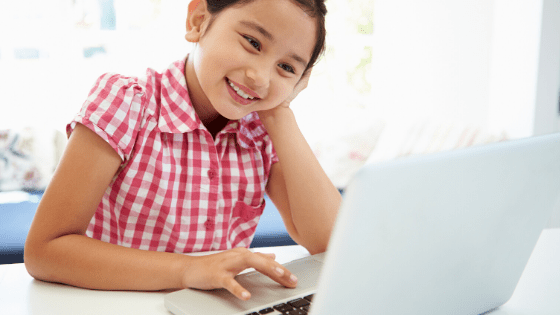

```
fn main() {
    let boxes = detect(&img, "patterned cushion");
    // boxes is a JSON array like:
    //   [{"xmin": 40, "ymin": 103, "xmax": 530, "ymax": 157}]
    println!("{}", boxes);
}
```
[
  {"xmin": 312, "ymin": 119, "xmax": 508, "ymax": 188},
  {"xmin": 0, "ymin": 128, "xmax": 65, "ymax": 192}
]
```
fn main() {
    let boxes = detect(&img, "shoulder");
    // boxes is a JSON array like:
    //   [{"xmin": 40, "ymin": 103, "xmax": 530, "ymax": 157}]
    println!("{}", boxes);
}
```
[
  {"xmin": 237, "ymin": 112, "xmax": 279, "ymax": 167},
  {"xmin": 238, "ymin": 112, "xmax": 270, "ymax": 144},
  {"xmin": 234, "ymin": 112, "xmax": 276, "ymax": 153},
  {"xmin": 91, "ymin": 72, "xmax": 145, "ymax": 95},
  {"xmin": 82, "ymin": 71, "xmax": 150, "ymax": 122},
  {"xmin": 83, "ymin": 72, "xmax": 149, "ymax": 120},
  {"xmin": 70, "ymin": 70, "xmax": 154, "ymax": 161},
  {"xmin": 89, "ymin": 59, "xmax": 185, "ymax": 104}
]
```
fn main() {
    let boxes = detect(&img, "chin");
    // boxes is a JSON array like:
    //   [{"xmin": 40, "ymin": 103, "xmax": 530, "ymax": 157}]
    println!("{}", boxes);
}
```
[{"xmin": 218, "ymin": 107, "xmax": 251, "ymax": 121}]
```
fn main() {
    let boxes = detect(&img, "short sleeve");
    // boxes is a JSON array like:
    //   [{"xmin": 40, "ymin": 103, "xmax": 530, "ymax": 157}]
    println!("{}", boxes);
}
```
[{"xmin": 67, "ymin": 73, "xmax": 146, "ymax": 162}]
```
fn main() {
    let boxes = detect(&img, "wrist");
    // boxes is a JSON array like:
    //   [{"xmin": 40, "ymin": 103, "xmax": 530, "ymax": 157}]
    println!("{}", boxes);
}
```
[
  {"xmin": 176, "ymin": 253, "xmax": 196, "ymax": 289},
  {"xmin": 258, "ymin": 104, "xmax": 294, "ymax": 129}
]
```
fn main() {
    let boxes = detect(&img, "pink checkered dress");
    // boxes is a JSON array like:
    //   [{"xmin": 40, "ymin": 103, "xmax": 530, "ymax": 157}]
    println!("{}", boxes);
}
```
[{"xmin": 67, "ymin": 57, "xmax": 278, "ymax": 253}]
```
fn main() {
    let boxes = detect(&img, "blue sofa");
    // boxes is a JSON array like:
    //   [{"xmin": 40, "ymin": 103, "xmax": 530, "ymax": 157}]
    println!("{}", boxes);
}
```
[
  {"xmin": 0, "ymin": 190, "xmax": 43, "ymax": 264},
  {"xmin": 0, "ymin": 191, "xmax": 295, "ymax": 265}
]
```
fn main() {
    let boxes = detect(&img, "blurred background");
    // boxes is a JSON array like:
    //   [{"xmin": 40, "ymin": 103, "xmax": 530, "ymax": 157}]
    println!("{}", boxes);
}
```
[{"xmin": 1, "ymin": 0, "xmax": 559, "ymax": 227}]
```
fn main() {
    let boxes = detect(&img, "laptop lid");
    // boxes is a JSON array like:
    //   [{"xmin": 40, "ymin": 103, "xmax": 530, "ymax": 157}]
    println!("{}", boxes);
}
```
[{"xmin": 310, "ymin": 132, "xmax": 560, "ymax": 315}]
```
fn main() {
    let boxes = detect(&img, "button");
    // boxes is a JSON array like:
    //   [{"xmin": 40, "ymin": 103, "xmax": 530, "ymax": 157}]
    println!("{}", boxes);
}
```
[
  {"xmin": 204, "ymin": 220, "xmax": 215, "ymax": 230},
  {"xmin": 207, "ymin": 169, "xmax": 217, "ymax": 179}
]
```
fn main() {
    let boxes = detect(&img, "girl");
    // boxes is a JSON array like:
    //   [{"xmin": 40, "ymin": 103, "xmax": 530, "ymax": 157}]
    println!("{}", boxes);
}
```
[{"xmin": 24, "ymin": 0, "xmax": 341, "ymax": 301}]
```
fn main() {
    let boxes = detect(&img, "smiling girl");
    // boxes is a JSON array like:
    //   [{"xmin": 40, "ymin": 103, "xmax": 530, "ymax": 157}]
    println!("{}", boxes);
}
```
[{"xmin": 24, "ymin": 0, "xmax": 341, "ymax": 300}]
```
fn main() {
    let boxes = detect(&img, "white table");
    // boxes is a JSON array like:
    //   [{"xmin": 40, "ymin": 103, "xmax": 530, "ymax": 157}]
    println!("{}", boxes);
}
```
[{"xmin": 1, "ymin": 230, "xmax": 558, "ymax": 315}]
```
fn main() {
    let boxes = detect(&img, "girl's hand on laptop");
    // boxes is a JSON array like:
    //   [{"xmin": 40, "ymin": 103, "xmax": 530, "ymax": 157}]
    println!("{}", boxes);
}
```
[{"xmin": 181, "ymin": 248, "xmax": 298, "ymax": 300}]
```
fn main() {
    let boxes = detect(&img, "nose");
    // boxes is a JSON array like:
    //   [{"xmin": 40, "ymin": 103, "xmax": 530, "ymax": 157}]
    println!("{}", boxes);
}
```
[{"xmin": 245, "ymin": 63, "xmax": 271, "ymax": 91}]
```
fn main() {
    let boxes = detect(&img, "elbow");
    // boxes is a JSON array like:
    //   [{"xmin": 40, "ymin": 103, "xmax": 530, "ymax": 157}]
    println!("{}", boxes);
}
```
[
  {"xmin": 24, "ymin": 236, "xmax": 53, "ymax": 282},
  {"xmin": 306, "ymin": 241, "xmax": 329, "ymax": 255},
  {"xmin": 24, "ymin": 239, "xmax": 43, "ymax": 280},
  {"xmin": 289, "ymin": 220, "xmax": 334, "ymax": 255},
  {"xmin": 307, "ymin": 247, "xmax": 326, "ymax": 256},
  {"xmin": 300, "ymin": 233, "xmax": 330, "ymax": 255}
]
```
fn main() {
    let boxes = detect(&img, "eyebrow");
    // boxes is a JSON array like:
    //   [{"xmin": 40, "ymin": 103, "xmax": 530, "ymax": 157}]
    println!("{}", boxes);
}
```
[
  {"xmin": 239, "ymin": 20, "xmax": 309, "ymax": 69},
  {"xmin": 240, "ymin": 20, "xmax": 274, "ymax": 41},
  {"xmin": 289, "ymin": 53, "xmax": 309, "ymax": 69}
]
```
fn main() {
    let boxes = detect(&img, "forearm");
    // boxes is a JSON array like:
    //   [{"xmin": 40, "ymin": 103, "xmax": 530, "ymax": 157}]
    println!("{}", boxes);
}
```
[
  {"xmin": 25, "ymin": 226, "xmax": 299, "ymax": 300},
  {"xmin": 260, "ymin": 107, "xmax": 341, "ymax": 254},
  {"xmin": 25, "ymin": 233, "xmax": 190, "ymax": 291}
]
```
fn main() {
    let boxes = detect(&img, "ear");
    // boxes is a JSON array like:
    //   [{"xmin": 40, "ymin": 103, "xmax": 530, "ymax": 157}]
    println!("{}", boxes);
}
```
[{"xmin": 185, "ymin": 0, "xmax": 210, "ymax": 43}]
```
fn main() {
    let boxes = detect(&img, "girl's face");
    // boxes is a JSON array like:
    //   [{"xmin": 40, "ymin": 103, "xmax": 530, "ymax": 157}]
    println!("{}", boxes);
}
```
[{"xmin": 185, "ymin": 0, "xmax": 317, "ymax": 122}]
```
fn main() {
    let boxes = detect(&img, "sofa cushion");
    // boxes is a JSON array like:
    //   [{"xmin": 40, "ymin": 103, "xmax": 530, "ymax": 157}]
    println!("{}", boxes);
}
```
[
  {"xmin": 0, "ymin": 128, "xmax": 65, "ymax": 192},
  {"xmin": 0, "ymin": 191, "xmax": 42, "ymax": 264}
]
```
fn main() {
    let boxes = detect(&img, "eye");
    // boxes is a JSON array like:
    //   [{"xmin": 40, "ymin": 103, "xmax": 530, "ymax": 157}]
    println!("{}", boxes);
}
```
[
  {"xmin": 243, "ymin": 35, "xmax": 261, "ymax": 51},
  {"xmin": 279, "ymin": 63, "xmax": 295, "ymax": 74}
]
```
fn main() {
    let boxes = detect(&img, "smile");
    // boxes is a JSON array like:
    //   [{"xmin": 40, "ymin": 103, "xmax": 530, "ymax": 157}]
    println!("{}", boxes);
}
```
[
  {"xmin": 225, "ymin": 78, "xmax": 260, "ymax": 106},
  {"xmin": 228, "ymin": 79, "xmax": 255, "ymax": 100}
]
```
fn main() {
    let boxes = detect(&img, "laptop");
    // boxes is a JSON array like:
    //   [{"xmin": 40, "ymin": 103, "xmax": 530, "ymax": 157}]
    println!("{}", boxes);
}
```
[{"xmin": 165, "ymin": 132, "xmax": 560, "ymax": 315}]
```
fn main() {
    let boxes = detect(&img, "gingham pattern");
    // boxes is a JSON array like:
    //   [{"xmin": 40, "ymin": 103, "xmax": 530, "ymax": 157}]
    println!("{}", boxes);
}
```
[{"xmin": 67, "ymin": 57, "xmax": 279, "ymax": 253}]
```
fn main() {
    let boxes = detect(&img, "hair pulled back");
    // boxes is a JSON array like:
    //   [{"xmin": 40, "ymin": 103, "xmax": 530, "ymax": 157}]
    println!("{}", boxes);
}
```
[{"xmin": 205, "ymin": 0, "xmax": 327, "ymax": 74}]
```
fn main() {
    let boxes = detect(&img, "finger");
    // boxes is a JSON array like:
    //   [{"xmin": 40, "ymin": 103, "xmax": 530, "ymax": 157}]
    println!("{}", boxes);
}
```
[
  {"xmin": 289, "ymin": 73, "xmax": 311, "ymax": 101},
  {"xmin": 296, "ymin": 74, "xmax": 310, "ymax": 91},
  {"xmin": 256, "ymin": 252, "xmax": 276, "ymax": 260},
  {"xmin": 222, "ymin": 276, "xmax": 251, "ymax": 300},
  {"xmin": 246, "ymin": 253, "xmax": 298, "ymax": 288},
  {"xmin": 301, "ymin": 67, "xmax": 312, "ymax": 80},
  {"xmin": 299, "ymin": 69, "xmax": 312, "ymax": 85}
]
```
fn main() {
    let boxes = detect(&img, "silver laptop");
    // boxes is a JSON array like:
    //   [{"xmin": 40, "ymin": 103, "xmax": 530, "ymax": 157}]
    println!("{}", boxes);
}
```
[{"xmin": 165, "ymin": 132, "xmax": 560, "ymax": 315}]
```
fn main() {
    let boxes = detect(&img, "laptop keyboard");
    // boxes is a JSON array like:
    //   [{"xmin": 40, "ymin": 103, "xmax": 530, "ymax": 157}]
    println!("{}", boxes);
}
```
[{"xmin": 246, "ymin": 294, "xmax": 314, "ymax": 315}]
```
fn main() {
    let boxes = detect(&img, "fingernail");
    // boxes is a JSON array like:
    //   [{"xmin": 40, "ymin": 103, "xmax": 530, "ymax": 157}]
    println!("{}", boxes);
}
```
[
  {"xmin": 290, "ymin": 274, "xmax": 298, "ymax": 283},
  {"xmin": 275, "ymin": 267, "xmax": 284, "ymax": 276},
  {"xmin": 242, "ymin": 291, "xmax": 250, "ymax": 299}
]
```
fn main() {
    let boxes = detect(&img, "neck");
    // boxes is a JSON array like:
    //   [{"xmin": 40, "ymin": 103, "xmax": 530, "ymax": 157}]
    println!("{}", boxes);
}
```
[
  {"xmin": 184, "ymin": 54, "xmax": 229, "ymax": 138},
  {"xmin": 205, "ymin": 115, "xmax": 230, "ymax": 139}
]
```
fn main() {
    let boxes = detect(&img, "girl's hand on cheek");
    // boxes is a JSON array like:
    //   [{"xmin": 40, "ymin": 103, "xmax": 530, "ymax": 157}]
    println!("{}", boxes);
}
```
[
  {"xmin": 181, "ymin": 248, "xmax": 298, "ymax": 300},
  {"xmin": 285, "ymin": 69, "xmax": 312, "ymax": 106},
  {"xmin": 258, "ymin": 69, "xmax": 312, "ymax": 120}
]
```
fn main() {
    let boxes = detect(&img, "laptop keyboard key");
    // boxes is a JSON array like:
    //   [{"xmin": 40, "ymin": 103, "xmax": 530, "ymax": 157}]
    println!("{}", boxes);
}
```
[
  {"xmin": 303, "ymin": 294, "xmax": 314, "ymax": 302},
  {"xmin": 273, "ymin": 303, "xmax": 294, "ymax": 313},
  {"xmin": 258, "ymin": 308, "xmax": 275, "ymax": 314},
  {"xmin": 288, "ymin": 298, "xmax": 310, "ymax": 308}
]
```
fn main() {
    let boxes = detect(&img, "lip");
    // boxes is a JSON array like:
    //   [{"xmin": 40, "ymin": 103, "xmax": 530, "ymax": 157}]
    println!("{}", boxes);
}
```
[
  {"xmin": 226, "ymin": 78, "xmax": 260, "ymax": 106},
  {"xmin": 226, "ymin": 78, "xmax": 261, "ymax": 99}
]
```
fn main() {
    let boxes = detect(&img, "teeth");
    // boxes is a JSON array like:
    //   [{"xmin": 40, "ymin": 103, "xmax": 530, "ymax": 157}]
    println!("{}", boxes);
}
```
[{"xmin": 228, "ymin": 80, "xmax": 255, "ymax": 100}]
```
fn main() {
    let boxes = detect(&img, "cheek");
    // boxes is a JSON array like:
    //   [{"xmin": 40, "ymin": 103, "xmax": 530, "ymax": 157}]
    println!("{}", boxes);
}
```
[
  {"xmin": 276, "ymin": 81, "xmax": 296, "ymax": 99},
  {"xmin": 197, "ymin": 38, "xmax": 236, "ymax": 80}
]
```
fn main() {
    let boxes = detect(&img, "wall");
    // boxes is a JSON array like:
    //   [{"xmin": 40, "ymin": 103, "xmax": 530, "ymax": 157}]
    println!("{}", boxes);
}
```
[
  {"xmin": 369, "ymin": 0, "xmax": 560, "ymax": 228},
  {"xmin": 487, "ymin": 0, "xmax": 560, "ymax": 228},
  {"xmin": 369, "ymin": 0, "xmax": 494, "ymax": 124},
  {"xmin": 487, "ymin": 0, "xmax": 560, "ymax": 140}
]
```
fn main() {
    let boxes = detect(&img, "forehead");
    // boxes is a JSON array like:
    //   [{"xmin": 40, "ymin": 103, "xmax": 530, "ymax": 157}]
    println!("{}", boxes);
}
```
[{"xmin": 216, "ymin": 0, "xmax": 317, "ymax": 61}]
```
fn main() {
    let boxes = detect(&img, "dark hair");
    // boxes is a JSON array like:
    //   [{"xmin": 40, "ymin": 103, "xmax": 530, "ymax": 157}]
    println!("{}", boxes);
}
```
[{"xmin": 204, "ymin": 0, "xmax": 327, "ymax": 75}]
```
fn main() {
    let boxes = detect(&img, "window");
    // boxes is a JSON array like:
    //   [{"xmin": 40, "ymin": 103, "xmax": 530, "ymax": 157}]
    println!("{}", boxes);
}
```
[
  {"xmin": 293, "ymin": 0, "xmax": 374, "ymax": 135},
  {"xmin": 0, "ymin": 0, "xmax": 372, "ymax": 129},
  {"xmin": 0, "ymin": 0, "xmax": 374, "ymax": 187},
  {"xmin": 0, "ymin": 0, "xmax": 189, "ymax": 128}
]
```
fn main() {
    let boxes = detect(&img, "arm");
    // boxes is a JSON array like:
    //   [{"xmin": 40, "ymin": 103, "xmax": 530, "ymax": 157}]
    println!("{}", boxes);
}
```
[
  {"xmin": 259, "ymin": 87, "xmax": 342, "ymax": 255},
  {"xmin": 24, "ymin": 123, "xmax": 187, "ymax": 290},
  {"xmin": 24, "ymin": 123, "xmax": 296, "ymax": 299}
]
